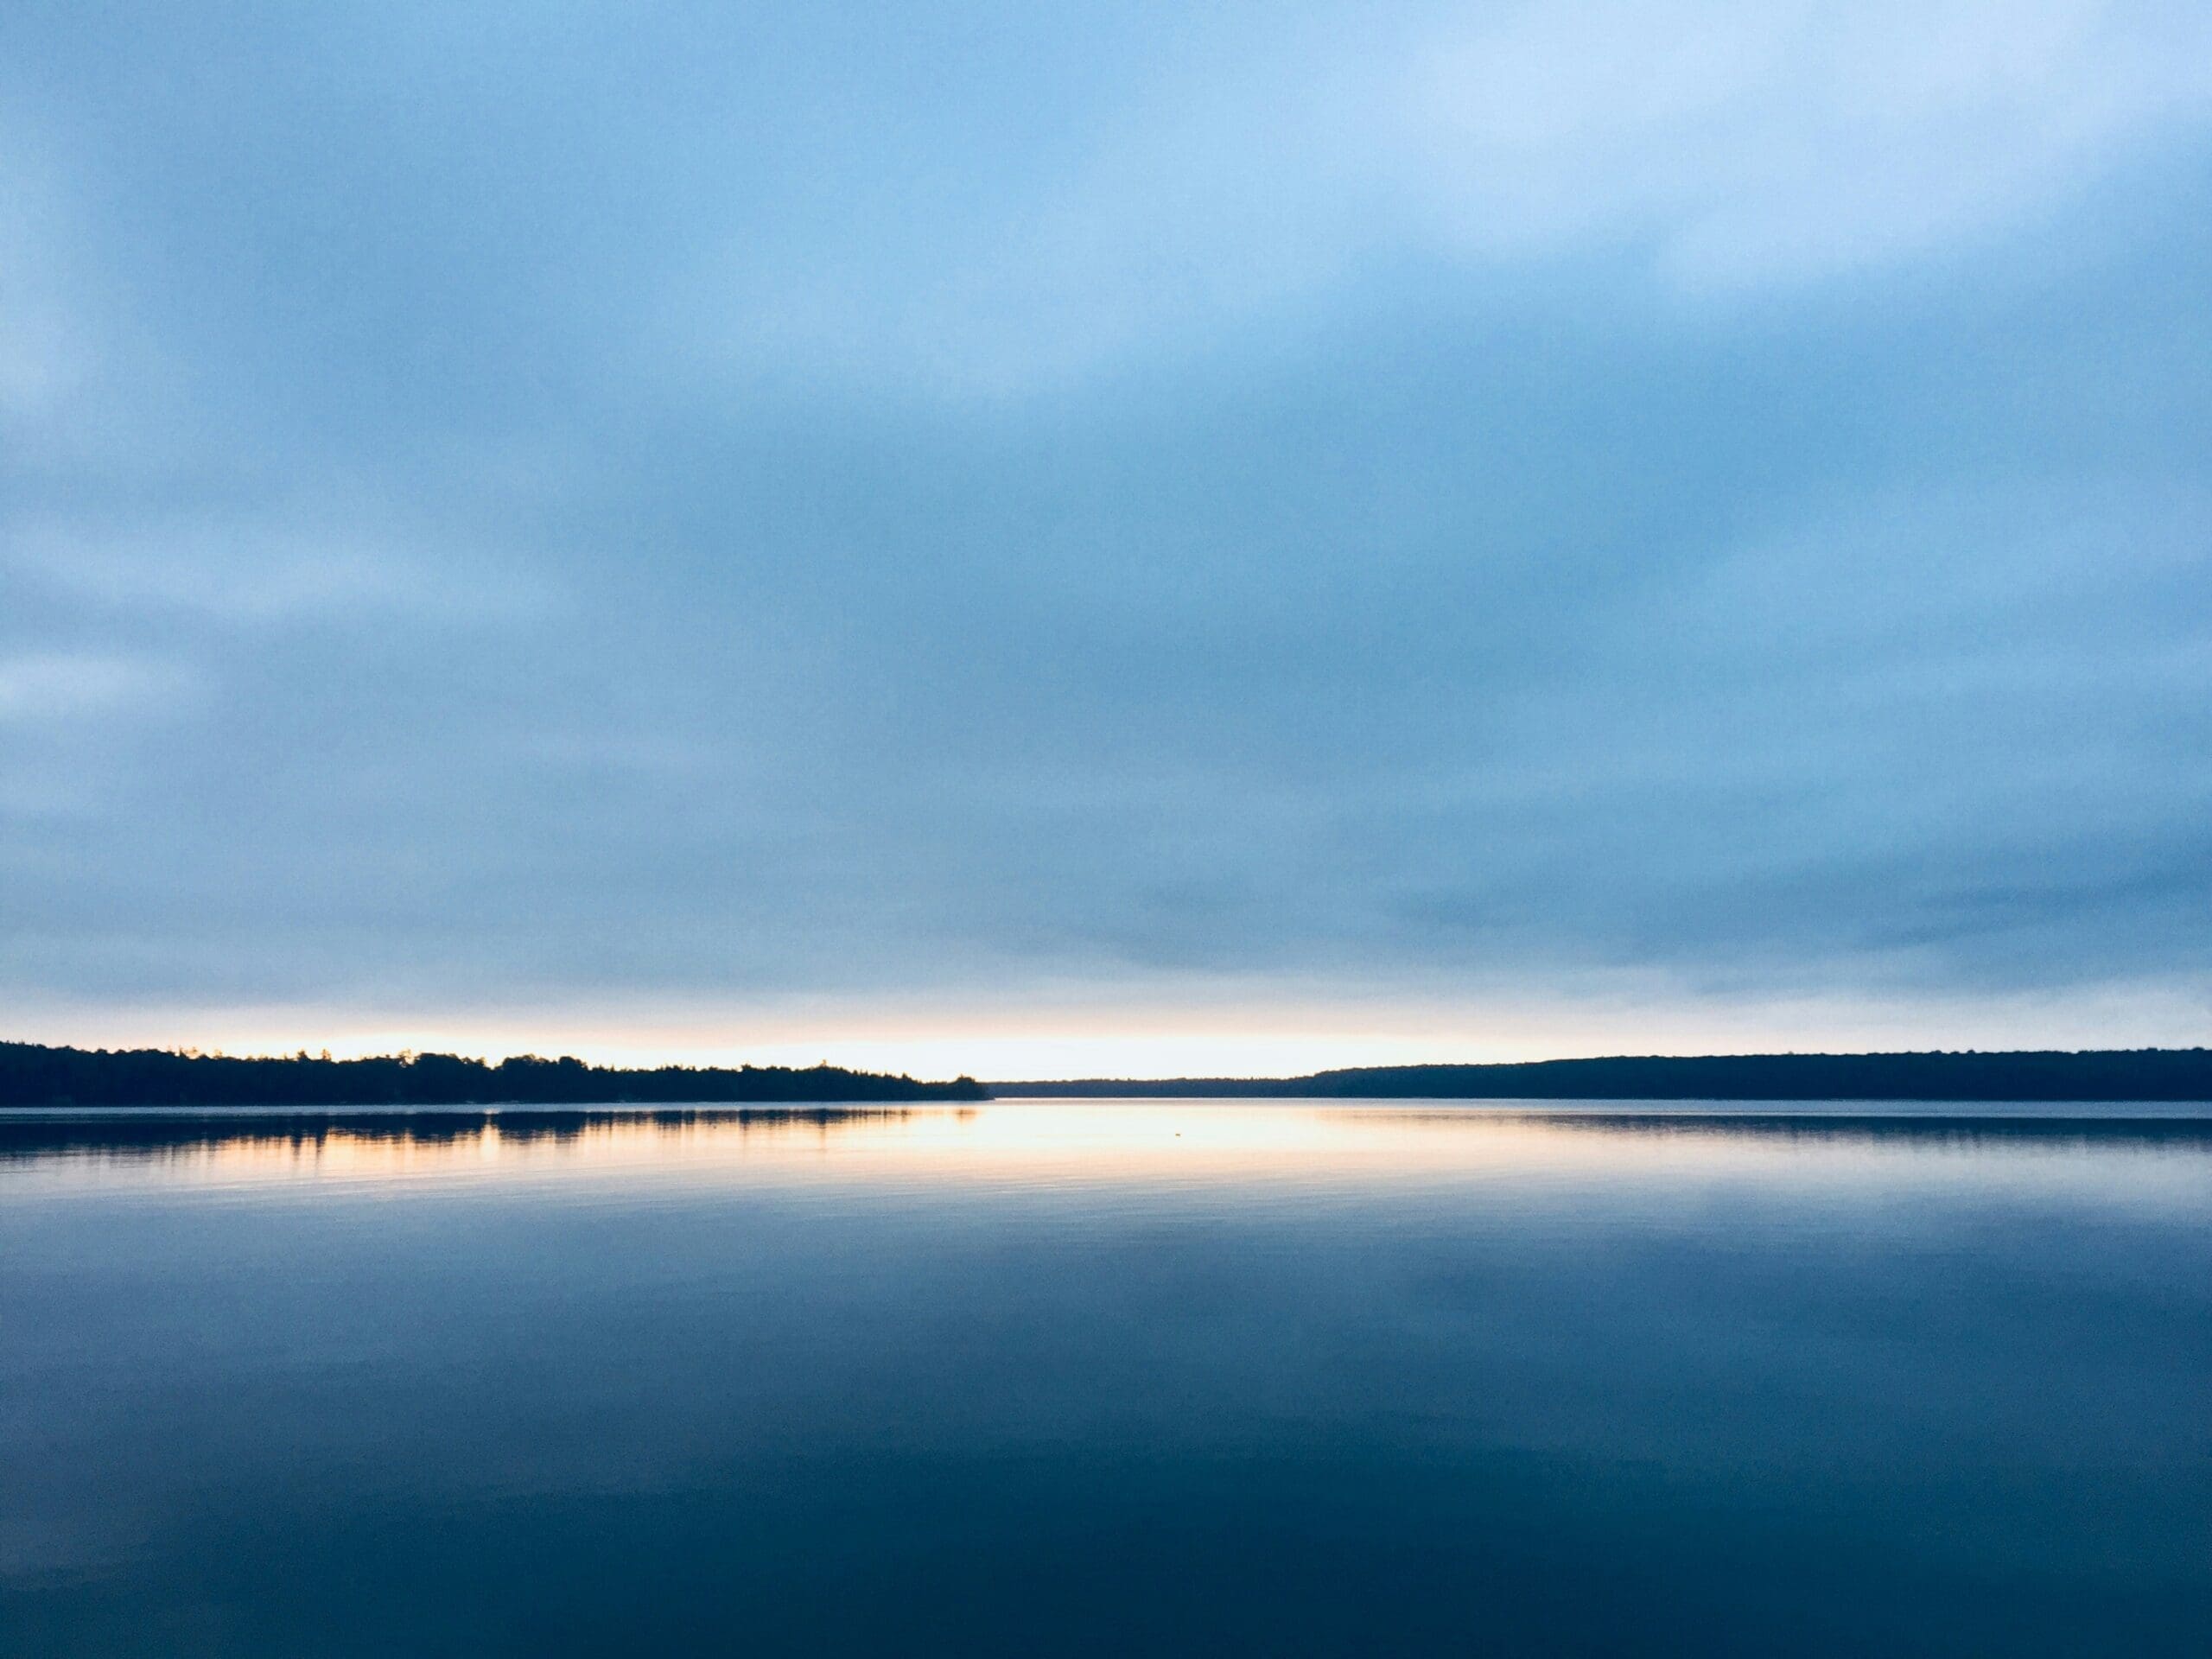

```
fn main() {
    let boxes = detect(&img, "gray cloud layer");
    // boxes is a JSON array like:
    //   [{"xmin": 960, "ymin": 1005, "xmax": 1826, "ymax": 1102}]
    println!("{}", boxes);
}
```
[{"xmin": 3, "ymin": 3, "xmax": 2208, "ymax": 1039}]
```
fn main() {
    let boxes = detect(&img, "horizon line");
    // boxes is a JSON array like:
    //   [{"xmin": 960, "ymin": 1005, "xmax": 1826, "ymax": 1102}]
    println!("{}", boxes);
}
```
[{"xmin": 10, "ymin": 1033, "xmax": 2210, "ymax": 1084}]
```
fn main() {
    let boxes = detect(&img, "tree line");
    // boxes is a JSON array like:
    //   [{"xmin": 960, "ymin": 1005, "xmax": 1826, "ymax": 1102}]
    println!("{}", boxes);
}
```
[
  {"xmin": 993, "ymin": 1049, "xmax": 2212, "ymax": 1102},
  {"xmin": 0, "ymin": 1040, "xmax": 988, "ymax": 1107}
]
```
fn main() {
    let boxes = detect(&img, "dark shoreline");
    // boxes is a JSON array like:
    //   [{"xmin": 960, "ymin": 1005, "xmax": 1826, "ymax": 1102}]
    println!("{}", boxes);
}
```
[
  {"xmin": 990, "ymin": 1049, "xmax": 2212, "ymax": 1103},
  {"xmin": 10, "ymin": 1042, "xmax": 2208, "ymax": 1110},
  {"xmin": 0, "ymin": 1039, "xmax": 986, "ymax": 1109}
]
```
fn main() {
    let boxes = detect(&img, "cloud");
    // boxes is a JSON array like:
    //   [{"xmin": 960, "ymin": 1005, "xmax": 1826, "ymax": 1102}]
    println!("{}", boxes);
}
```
[
  {"xmin": 683, "ymin": 1, "xmax": 2212, "ymax": 395},
  {"xmin": 1409, "ymin": 0, "xmax": 2212, "ymax": 286},
  {"xmin": 4, "ymin": 511, "xmax": 553, "ymax": 626},
  {"xmin": 0, "ymin": 651, "xmax": 188, "ymax": 724},
  {"xmin": 0, "ymin": 133, "xmax": 93, "ymax": 431},
  {"xmin": 0, "ymin": 3, "xmax": 2205, "ymax": 1055}
]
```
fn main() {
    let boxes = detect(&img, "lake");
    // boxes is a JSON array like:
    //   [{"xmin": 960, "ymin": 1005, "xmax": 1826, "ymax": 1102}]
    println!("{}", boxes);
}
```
[{"xmin": 3, "ymin": 1102, "xmax": 2208, "ymax": 1656}]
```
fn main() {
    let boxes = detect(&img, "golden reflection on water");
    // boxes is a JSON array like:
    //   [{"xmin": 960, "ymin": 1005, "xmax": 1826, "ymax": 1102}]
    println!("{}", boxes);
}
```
[{"xmin": 4, "ymin": 1103, "xmax": 2209, "ymax": 1213}]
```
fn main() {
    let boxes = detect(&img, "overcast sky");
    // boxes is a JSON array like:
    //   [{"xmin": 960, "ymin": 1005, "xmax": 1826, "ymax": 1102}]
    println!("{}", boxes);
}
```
[{"xmin": 3, "ymin": 3, "xmax": 2209, "ymax": 1075}]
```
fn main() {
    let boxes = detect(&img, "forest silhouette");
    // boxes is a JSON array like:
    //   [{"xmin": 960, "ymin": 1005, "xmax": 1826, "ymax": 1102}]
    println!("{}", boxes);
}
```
[
  {"xmin": 0, "ymin": 1040, "xmax": 985, "ymax": 1108},
  {"xmin": 8, "ymin": 1040, "xmax": 2209, "ymax": 1109},
  {"xmin": 995, "ymin": 1049, "xmax": 2212, "ymax": 1102}
]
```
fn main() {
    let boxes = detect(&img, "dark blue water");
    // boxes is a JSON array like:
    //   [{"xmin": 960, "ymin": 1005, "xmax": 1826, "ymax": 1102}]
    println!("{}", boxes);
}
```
[{"xmin": 4, "ymin": 1102, "xmax": 2208, "ymax": 1656}]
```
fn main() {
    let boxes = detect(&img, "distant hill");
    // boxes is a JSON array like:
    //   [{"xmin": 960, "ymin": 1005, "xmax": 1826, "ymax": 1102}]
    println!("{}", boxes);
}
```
[
  {"xmin": 992, "ymin": 1050, "xmax": 2212, "ymax": 1103},
  {"xmin": 0, "ymin": 1040, "xmax": 987, "ymax": 1108}
]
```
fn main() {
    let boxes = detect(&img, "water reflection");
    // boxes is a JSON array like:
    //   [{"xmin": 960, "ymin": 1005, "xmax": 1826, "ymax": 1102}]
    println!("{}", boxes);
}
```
[
  {"xmin": 1354, "ymin": 1105, "xmax": 2212, "ymax": 1146},
  {"xmin": 7, "ymin": 1100, "xmax": 2207, "ymax": 1164},
  {"xmin": 5, "ymin": 1103, "xmax": 2208, "ymax": 1213},
  {"xmin": 0, "ymin": 1105, "xmax": 918, "ymax": 1165},
  {"xmin": 4, "ymin": 1102, "xmax": 2208, "ymax": 1656}
]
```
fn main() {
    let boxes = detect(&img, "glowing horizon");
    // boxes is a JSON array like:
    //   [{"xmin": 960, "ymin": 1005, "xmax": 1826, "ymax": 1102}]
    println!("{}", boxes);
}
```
[{"xmin": 10, "ymin": 976, "xmax": 2205, "ymax": 1082}]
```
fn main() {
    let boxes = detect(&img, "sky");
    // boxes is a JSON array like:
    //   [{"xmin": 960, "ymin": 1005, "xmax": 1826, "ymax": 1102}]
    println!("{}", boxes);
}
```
[{"xmin": 3, "ymin": 2, "xmax": 2209, "ymax": 1078}]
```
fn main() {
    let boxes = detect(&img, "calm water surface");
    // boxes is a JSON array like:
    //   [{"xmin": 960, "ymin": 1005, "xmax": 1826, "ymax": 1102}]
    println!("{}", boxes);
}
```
[{"xmin": 3, "ymin": 1101, "xmax": 2208, "ymax": 1656}]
